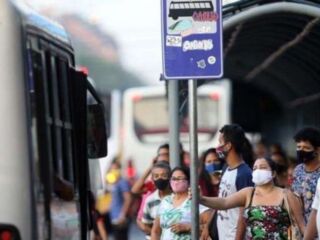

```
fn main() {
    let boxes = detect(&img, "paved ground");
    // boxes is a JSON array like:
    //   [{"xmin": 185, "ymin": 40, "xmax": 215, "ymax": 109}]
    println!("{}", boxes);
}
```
[{"xmin": 109, "ymin": 222, "xmax": 145, "ymax": 240}]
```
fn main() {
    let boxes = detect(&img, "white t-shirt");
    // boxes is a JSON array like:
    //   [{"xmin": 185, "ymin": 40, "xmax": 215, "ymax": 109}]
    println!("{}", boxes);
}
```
[
  {"xmin": 216, "ymin": 163, "xmax": 253, "ymax": 240},
  {"xmin": 312, "ymin": 178, "xmax": 320, "ymax": 235}
]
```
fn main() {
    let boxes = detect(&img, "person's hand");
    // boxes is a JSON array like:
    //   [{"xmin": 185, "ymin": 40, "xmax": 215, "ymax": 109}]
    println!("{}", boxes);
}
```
[
  {"xmin": 188, "ymin": 186, "xmax": 203, "ymax": 202},
  {"xmin": 200, "ymin": 225, "xmax": 212, "ymax": 240},
  {"xmin": 114, "ymin": 214, "xmax": 127, "ymax": 226},
  {"xmin": 148, "ymin": 156, "xmax": 157, "ymax": 168},
  {"xmin": 170, "ymin": 223, "xmax": 191, "ymax": 234}
]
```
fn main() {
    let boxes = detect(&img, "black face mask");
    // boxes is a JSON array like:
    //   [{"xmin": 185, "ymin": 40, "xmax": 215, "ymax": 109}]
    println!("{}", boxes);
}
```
[
  {"xmin": 154, "ymin": 179, "xmax": 170, "ymax": 190},
  {"xmin": 297, "ymin": 150, "xmax": 316, "ymax": 164}
]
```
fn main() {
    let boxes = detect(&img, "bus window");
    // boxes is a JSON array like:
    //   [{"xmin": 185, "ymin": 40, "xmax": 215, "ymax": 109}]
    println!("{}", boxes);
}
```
[
  {"xmin": 132, "ymin": 94, "xmax": 219, "ymax": 143},
  {"xmin": 190, "ymin": 3, "xmax": 195, "ymax": 8},
  {"xmin": 56, "ymin": 59, "xmax": 74, "ymax": 183},
  {"xmin": 197, "ymin": 96, "xmax": 219, "ymax": 139},
  {"xmin": 29, "ymin": 49, "xmax": 42, "ymax": 194},
  {"xmin": 122, "ymin": 85, "xmax": 230, "ymax": 176},
  {"xmin": 133, "ymin": 96, "xmax": 169, "ymax": 142},
  {"xmin": 45, "ymin": 52, "xmax": 63, "ymax": 179}
]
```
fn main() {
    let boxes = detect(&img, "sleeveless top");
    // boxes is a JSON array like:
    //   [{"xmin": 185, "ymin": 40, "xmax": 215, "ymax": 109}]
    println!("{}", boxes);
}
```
[{"xmin": 243, "ymin": 188, "xmax": 291, "ymax": 240}]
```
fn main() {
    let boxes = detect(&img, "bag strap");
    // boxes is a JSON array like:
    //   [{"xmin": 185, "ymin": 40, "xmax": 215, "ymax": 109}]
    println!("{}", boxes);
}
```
[{"xmin": 248, "ymin": 187, "xmax": 256, "ymax": 208}]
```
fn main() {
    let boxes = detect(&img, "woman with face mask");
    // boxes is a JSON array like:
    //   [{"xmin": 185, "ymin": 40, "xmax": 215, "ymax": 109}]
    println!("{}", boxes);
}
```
[
  {"xmin": 199, "ymin": 148, "xmax": 223, "ymax": 198},
  {"xmin": 196, "ymin": 157, "xmax": 305, "ymax": 240},
  {"xmin": 151, "ymin": 166, "xmax": 211, "ymax": 240}
]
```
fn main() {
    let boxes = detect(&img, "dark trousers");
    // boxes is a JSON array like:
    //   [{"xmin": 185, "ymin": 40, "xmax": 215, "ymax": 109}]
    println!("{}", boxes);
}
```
[{"xmin": 112, "ymin": 222, "xmax": 129, "ymax": 240}]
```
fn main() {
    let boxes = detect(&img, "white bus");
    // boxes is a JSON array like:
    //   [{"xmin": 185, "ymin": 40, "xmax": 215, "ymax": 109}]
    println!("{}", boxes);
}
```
[
  {"xmin": 122, "ymin": 81, "xmax": 231, "ymax": 176},
  {"xmin": 0, "ymin": 1, "xmax": 107, "ymax": 239}
]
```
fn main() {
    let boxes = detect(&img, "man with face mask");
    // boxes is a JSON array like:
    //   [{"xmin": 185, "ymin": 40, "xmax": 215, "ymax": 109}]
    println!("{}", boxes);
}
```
[
  {"xmin": 291, "ymin": 127, "xmax": 320, "ymax": 224},
  {"xmin": 141, "ymin": 162, "xmax": 171, "ymax": 239},
  {"xmin": 214, "ymin": 124, "xmax": 254, "ymax": 240}
]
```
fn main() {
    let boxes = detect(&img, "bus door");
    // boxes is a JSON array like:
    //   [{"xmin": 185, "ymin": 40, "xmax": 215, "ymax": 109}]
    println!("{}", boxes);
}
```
[{"xmin": 27, "ymin": 36, "xmax": 82, "ymax": 239}]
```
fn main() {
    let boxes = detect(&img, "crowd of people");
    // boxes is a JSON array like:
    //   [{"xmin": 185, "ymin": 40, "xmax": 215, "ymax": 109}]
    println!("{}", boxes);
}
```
[{"xmin": 89, "ymin": 124, "xmax": 320, "ymax": 240}]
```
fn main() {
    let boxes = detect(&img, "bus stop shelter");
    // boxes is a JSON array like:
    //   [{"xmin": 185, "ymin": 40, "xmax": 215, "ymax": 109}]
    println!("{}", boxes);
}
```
[{"xmin": 221, "ymin": 0, "xmax": 320, "ymax": 152}]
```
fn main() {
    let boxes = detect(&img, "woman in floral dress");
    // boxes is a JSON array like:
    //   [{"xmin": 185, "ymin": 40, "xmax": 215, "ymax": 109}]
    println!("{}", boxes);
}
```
[
  {"xmin": 197, "ymin": 157, "xmax": 305, "ymax": 239},
  {"xmin": 151, "ymin": 166, "xmax": 210, "ymax": 240},
  {"xmin": 244, "ymin": 186, "xmax": 290, "ymax": 239}
]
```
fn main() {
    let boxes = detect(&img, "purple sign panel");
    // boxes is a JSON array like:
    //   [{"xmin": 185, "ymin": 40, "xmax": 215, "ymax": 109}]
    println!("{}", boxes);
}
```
[{"xmin": 161, "ymin": 0, "xmax": 223, "ymax": 79}]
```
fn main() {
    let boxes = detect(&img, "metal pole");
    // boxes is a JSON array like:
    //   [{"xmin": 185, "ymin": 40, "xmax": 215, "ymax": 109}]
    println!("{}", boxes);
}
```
[
  {"xmin": 188, "ymin": 79, "xmax": 199, "ymax": 240},
  {"xmin": 168, "ymin": 80, "xmax": 181, "ymax": 168}
]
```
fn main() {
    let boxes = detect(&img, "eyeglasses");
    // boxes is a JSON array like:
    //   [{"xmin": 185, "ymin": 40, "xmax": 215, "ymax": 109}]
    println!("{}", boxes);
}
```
[{"xmin": 170, "ymin": 177, "xmax": 188, "ymax": 182}]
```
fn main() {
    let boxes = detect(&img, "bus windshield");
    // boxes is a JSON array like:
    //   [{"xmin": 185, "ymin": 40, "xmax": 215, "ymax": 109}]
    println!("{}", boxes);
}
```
[{"xmin": 133, "ymin": 95, "xmax": 219, "ymax": 143}]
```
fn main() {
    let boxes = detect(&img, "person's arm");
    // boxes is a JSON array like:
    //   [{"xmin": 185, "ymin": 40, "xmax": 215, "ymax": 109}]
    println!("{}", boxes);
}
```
[
  {"xmin": 115, "ymin": 180, "xmax": 132, "ymax": 225},
  {"xmin": 136, "ymin": 218, "xmax": 145, "ymax": 231},
  {"xmin": 287, "ymin": 189, "xmax": 305, "ymax": 234},
  {"xmin": 117, "ymin": 191, "xmax": 131, "ymax": 224},
  {"xmin": 200, "ymin": 187, "xmax": 249, "ymax": 210},
  {"xmin": 235, "ymin": 208, "xmax": 246, "ymax": 240},
  {"xmin": 200, "ymin": 210, "xmax": 215, "ymax": 240},
  {"xmin": 140, "ymin": 199, "xmax": 154, "ymax": 235},
  {"xmin": 151, "ymin": 217, "xmax": 162, "ymax": 240},
  {"xmin": 53, "ymin": 174, "xmax": 74, "ymax": 201},
  {"xmin": 199, "ymin": 209, "xmax": 213, "ymax": 236},
  {"xmin": 97, "ymin": 219, "xmax": 108, "ymax": 240},
  {"xmin": 137, "ymin": 218, "xmax": 152, "ymax": 235},
  {"xmin": 304, "ymin": 178, "xmax": 320, "ymax": 239},
  {"xmin": 131, "ymin": 161, "xmax": 154, "ymax": 195},
  {"xmin": 304, "ymin": 210, "xmax": 317, "ymax": 240}
]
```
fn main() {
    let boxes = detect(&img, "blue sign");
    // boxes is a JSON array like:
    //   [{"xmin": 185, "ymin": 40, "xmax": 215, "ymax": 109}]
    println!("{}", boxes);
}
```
[{"xmin": 161, "ymin": 0, "xmax": 223, "ymax": 79}]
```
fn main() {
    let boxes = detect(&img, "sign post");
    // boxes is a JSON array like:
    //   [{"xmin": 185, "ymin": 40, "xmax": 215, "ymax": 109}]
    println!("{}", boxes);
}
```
[
  {"xmin": 161, "ymin": 0, "xmax": 223, "ymax": 238},
  {"xmin": 168, "ymin": 80, "xmax": 181, "ymax": 169}
]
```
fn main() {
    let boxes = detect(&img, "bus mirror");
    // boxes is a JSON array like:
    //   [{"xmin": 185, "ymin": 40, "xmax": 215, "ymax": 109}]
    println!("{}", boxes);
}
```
[{"xmin": 87, "ymin": 103, "xmax": 107, "ymax": 159}]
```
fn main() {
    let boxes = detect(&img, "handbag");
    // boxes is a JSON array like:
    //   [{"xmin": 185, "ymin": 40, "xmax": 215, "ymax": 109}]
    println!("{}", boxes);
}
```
[
  {"xmin": 284, "ymin": 190, "xmax": 303, "ymax": 240},
  {"xmin": 208, "ymin": 210, "xmax": 219, "ymax": 240}
]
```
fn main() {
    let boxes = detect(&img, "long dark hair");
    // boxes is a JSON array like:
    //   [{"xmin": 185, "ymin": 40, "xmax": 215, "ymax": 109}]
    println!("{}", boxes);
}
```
[{"xmin": 200, "ymin": 148, "xmax": 217, "ymax": 188}]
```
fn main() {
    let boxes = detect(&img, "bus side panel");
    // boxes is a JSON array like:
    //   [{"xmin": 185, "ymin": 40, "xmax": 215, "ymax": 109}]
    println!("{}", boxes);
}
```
[
  {"xmin": 0, "ymin": 1, "xmax": 32, "ymax": 238},
  {"xmin": 121, "ymin": 84, "xmax": 231, "ymax": 176}
]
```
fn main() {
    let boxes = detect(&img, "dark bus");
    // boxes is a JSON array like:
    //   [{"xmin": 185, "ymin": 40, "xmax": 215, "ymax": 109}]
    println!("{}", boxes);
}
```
[{"xmin": 0, "ymin": 0, "xmax": 107, "ymax": 239}]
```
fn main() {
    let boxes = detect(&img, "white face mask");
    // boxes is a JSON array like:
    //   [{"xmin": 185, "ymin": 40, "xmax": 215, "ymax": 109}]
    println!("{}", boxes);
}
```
[{"xmin": 252, "ymin": 169, "xmax": 273, "ymax": 186}]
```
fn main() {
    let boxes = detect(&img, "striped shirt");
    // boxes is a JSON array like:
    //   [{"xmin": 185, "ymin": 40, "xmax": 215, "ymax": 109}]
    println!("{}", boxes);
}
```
[{"xmin": 142, "ymin": 190, "xmax": 162, "ymax": 225}]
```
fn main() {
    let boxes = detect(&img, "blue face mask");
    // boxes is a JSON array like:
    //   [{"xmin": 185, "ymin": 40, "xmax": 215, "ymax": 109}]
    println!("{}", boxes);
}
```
[{"xmin": 205, "ymin": 163, "xmax": 222, "ymax": 174}]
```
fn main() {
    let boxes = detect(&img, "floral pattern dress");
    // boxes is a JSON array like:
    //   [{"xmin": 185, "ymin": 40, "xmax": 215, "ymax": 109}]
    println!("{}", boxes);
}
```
[
  {"xmin": 157, "ymin": 194, "xmax": 208, "ymax": 240},
  {"xmin": 244, "ymin": 205, "xmax": 291, "ymax": 240}
]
